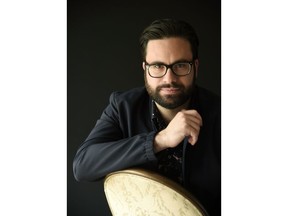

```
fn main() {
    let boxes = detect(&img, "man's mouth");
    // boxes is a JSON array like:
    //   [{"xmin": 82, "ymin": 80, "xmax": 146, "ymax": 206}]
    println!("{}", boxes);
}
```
[{"xmin": 160, "ymin": 87, "xmax": 180, "ymax": 94}]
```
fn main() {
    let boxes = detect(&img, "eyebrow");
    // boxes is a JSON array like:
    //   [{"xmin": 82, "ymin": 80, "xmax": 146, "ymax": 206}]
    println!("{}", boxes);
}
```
[{"xmin": 146, "ymin": 59, "xmax": 193, "ymax": 65}]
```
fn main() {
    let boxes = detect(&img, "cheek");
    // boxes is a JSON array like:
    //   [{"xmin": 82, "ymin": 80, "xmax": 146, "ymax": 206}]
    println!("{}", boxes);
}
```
[
  {"xmin": 146, "ymin": 76, "xmax": 159, "ymax": 87},
  {"xmin": 181, "ymin": 75, "xmax": 194, "ymax": 87}
]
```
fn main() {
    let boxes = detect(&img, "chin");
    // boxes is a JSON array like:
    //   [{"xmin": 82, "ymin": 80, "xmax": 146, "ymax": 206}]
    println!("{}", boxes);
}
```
[{"xmin": 156, "ymin": 96, "xmax": 188, "ymax": 109}]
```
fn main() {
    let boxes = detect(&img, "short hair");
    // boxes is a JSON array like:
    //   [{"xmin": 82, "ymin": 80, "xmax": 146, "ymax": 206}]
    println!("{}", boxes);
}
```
[{"xmin": 139, "ymin": 18, "xmax": 199, "ymax": 61}]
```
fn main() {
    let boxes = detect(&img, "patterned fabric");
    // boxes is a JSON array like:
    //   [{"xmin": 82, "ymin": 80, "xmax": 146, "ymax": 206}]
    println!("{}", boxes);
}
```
[
  {"xmin": 152, "ymin": 101, "xmax": 184, "ymax": 185},
  {"xmin": 104, "ymin": 170, "xmax": 204, "ymax": 216}
]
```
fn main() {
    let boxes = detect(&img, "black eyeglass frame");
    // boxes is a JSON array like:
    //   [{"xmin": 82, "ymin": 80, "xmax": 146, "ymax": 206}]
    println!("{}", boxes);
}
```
[{"xmin": 145, "ymin": 61, "xmax": 194, "ymax": 78}]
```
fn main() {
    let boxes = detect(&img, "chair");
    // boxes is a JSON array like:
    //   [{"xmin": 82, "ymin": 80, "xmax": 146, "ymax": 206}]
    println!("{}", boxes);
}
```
[{"xmin": 104, "ymin": 168, "xmax": 208, "ymax": 216}]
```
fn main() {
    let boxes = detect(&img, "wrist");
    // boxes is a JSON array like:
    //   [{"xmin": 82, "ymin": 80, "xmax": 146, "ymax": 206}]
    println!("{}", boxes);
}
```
[{"xmin": 153, "ymin": 131, "xmax": 167, "ymax": 153}]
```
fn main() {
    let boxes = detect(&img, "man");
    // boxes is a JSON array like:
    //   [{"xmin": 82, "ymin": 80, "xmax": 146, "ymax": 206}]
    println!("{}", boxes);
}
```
[{"xmin": 73, "ymin": 18, "xmax": 221, "ymax": 215}]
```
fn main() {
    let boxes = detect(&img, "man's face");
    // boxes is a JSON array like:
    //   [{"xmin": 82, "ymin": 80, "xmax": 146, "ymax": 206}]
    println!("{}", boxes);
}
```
[{"xmin": 143, "ymin": 37, "xmax": 199, "ymax": 109}]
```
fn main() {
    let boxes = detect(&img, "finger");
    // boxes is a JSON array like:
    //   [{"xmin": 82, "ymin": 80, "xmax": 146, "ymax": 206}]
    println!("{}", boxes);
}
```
[
  {"xmin": 184, "ymin": 125, "xmax": 200, "ymax": 144},
  {"xmin": 182, "ymin": 110, "xmax": 203, "ymax": 126},
  {"xmin": 187, "ymin": 135, "xmax": 194, "ymax": 145},
  {"xmin": 185, "ymin": 116, "xmax": 202, "ymax": 130},
  {"xmin": 187, "ymin": 134, "xmax": 198, "ymax": 146}
]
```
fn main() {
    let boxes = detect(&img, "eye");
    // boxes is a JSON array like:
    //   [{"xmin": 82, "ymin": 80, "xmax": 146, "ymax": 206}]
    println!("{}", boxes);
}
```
[
  {"xmin": 151, "ymin": 64, "xmax": 165, "ymax": 70},
  {"xmin": 174, "ymin": 63, "xmax": 187, "ymax": 69}
]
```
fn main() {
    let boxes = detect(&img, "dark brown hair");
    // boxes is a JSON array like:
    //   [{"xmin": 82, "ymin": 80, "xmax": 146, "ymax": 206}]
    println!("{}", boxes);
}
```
[{"xmin": 139, "ymin": 18, "xmax": 199, "ymax": 61}]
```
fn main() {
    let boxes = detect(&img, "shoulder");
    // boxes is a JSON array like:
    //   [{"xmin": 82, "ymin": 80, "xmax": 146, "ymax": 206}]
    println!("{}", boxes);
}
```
[
  {"xmin": 196, "ymin": 86, "xmax": 221, "ymax": 115},
  {"xmin": 109, "ymin": 87, "xmax": 150, "ymax": 107},
  {"xmin": 197, "ymin": 86, "xmax": 220, "ymax": 104},
  {"xmin": 107, "ymin": 87, "xmax": 152, "ymax": 124}
]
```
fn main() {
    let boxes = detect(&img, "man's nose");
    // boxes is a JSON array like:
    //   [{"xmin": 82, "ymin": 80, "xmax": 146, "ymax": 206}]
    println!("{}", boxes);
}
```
[{"xmin": 162, "ymin": 68, "xmax": 177, "ymax": 82}]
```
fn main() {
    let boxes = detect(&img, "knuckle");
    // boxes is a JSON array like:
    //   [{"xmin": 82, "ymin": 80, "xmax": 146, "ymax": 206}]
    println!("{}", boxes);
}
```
[{"xmin": 178, "ymin": 111, "xmax": 185, "ymax": 118}]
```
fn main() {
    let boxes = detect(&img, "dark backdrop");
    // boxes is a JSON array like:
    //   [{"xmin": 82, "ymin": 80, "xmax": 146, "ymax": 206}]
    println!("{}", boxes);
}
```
[{"xmin": 68, "ymin": 1, "xmax": 221, "ymax": 215}]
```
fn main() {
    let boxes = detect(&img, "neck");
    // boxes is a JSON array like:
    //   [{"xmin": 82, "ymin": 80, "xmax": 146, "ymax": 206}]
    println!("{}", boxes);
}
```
[{"xmin": 155, "ymin": 99, "xmax": 191, "ymax": 124}]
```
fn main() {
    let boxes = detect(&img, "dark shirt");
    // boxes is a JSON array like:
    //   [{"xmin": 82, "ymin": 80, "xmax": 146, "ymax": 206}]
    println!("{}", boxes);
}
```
[{"xmin": 152, "ymin": 101, "xmax": 184, "ymax": 184}]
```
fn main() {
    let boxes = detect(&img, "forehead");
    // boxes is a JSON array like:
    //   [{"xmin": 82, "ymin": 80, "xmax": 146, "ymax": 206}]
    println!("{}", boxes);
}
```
[{"xmin": 146, "ymin": 37, "xmax": 193, "ymax": 62}]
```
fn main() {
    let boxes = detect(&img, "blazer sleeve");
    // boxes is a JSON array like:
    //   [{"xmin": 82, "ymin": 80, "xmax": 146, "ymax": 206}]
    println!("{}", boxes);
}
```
[{"xmin": 73, "ymin": 92, "xmax": 157, "ymax": 181}]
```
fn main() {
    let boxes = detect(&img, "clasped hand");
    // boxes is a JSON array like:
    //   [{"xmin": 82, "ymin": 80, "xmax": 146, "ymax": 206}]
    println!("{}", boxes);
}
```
[{"xmin": 154, "ymin": 109, "xmax": 202, "ymax": 153}]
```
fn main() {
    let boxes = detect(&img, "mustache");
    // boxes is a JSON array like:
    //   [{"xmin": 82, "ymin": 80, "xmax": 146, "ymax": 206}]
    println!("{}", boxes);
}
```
[{"xmin": 156, "ymin": 82, "xmax": 183, "ymax": 90}]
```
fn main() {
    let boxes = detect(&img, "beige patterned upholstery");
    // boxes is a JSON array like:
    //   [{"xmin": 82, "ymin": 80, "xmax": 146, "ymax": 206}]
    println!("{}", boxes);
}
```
[{"xmin": 104, "ymin": 169, "xmax": 208, "ymax": 216}]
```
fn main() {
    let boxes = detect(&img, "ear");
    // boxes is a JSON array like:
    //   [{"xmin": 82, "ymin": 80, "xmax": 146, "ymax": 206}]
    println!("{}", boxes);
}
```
[
  {"xmin": 142, "ymin": 62, "xmax": 146, "ymax": 71},
  {"xmin": 194, "ymin": 59, "xmax": 199, "ymax": 78}
]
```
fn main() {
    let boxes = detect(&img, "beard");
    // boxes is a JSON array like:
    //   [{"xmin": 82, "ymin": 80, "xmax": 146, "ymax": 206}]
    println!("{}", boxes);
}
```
[{"xmin": 145, "ymin": 76, "xmax": 195, "ymax": 110}]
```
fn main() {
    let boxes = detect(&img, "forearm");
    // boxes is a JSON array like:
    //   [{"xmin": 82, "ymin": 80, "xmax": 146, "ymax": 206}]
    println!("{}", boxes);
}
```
[
  {"xmin": 73, "ymin": 132, "xmax": 157, "ymax": 181},
  {"xmin": 153, "ymin": 130, "xmax": 169, "ymax": 153}
]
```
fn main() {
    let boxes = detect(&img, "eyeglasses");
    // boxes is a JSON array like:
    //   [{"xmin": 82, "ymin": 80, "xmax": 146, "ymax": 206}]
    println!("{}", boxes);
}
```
[{"xmin": 145, "ymin": 61, "xmax": 193, "ymax": 78}]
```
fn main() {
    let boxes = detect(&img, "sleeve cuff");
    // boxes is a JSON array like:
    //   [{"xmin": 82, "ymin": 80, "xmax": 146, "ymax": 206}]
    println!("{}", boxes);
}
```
[{"xmin": 144, "ymin": 131, "xmax": 158, "ymax": 161}]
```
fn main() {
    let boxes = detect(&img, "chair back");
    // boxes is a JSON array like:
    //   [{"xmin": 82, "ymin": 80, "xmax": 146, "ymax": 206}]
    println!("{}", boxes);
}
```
[{"xmin": 104, "ymin": 168, "xmax": 208, "ymax": 216}]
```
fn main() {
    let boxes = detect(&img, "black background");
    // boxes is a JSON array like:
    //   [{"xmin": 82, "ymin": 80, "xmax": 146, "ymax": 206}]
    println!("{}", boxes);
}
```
[{"xmin": 68, "ymin": 1, "xmax": 221, "ymax": 215}]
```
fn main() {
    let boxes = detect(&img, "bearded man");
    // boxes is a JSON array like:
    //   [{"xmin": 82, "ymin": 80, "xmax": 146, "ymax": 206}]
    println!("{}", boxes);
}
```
[{"xmin": 73, "ymin": 18, "xmax": 221, "ymax": 216}]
